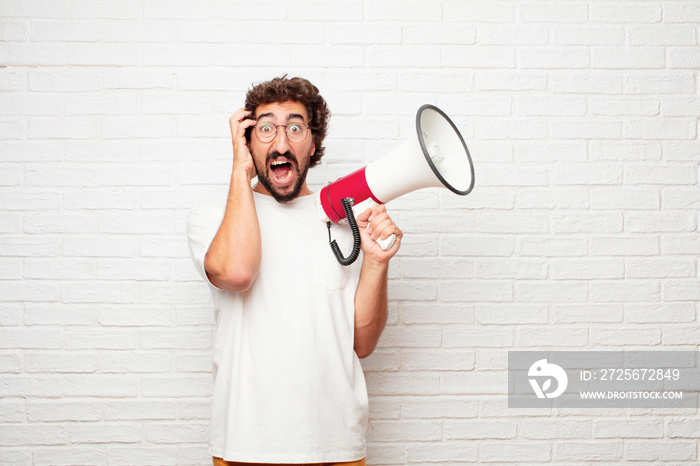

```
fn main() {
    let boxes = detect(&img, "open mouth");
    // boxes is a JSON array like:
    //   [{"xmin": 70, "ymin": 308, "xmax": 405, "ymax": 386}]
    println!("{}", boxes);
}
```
[{"xmin": 269, "ymin": 158, "xmax": 295, "ymax": 186}]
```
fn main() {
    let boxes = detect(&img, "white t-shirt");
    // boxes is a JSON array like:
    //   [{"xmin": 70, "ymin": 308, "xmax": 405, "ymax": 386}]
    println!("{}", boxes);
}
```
[{"xmin": 187, "ymin": 191, "xmax": 366, "ymax": 463}]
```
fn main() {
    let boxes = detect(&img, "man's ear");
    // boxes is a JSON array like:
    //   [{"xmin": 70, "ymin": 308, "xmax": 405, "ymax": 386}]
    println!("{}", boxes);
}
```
[
  {"xmin": 245, "ymin": 125, "xmax": 253, "ymax": 143},
  {"xmin": 244, "ymin": 112, "xmax": 255, "ymax": 143}
]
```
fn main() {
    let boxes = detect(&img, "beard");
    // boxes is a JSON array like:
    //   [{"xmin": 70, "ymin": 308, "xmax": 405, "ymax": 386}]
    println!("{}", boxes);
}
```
[{"xmin": 253, "ymin": 150, "xmax": 310, "ymax": 204}]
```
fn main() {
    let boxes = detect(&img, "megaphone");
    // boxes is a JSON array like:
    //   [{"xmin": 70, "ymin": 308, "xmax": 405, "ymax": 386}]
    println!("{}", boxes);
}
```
[{"xmin": 316, "ymin": 104, "xmax": 475, "ymax": 265}]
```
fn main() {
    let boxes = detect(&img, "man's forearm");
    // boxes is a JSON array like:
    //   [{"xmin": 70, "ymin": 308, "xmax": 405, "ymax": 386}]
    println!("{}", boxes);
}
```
[
  {"xmin": 204, "ymin": 169, "xmax": 262, "ymax": 291},
  {"xmin": 353, "ymin": 258, "xmax": 389, "ymax": 359}
]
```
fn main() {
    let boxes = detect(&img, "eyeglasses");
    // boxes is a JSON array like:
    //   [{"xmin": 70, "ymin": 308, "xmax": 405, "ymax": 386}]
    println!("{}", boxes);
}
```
[{"xmin": 254, "ymin": 122, "xmax": 310, "ymax": 143}]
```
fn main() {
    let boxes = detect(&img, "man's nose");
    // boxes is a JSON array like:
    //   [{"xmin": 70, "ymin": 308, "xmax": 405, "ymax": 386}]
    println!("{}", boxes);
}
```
[{"xmin": 272, "ymin": 126, "xmax": 291, "ymax": 152}]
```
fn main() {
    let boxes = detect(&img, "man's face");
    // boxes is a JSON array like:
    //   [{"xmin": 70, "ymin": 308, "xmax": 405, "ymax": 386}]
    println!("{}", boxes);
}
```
[{"xmin": 249, "ymin": 101, "xmax": 315, "ymax": 203}]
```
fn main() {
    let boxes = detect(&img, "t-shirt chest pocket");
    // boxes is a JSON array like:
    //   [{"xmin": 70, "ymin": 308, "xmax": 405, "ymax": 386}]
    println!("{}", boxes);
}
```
[
  {"xmin": 312, "ymin": 226, "xmax": 353, "ymax": 291},
  {"xmin": 257, "ymin": 200, "xmax": 355, "ymax": 292}
]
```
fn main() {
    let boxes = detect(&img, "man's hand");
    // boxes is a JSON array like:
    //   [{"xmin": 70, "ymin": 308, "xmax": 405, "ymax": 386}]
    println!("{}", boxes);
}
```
[
  {"xmin": 355, "ymin": 204, "xmax": 402, "ymax": 264},
  {"xmin": 228, "ymin": 108, "xmax": 257, "ymax": 182}
]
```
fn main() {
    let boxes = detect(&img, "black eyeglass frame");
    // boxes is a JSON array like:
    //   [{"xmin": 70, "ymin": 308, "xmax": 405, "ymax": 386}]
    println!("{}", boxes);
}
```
[{"xmin": 253, "ymin": 123, "xmax": 310, "ymax": 143}]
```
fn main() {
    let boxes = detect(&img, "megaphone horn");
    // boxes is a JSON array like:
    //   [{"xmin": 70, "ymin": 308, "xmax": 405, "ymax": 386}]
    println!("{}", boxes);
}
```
[{"xmin": 316, "ymin": 104, "xmax": 475, "ymax": 265}]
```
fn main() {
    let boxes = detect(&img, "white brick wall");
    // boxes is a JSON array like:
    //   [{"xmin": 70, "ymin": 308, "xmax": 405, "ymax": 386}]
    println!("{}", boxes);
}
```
[{"xmin": 1, "ymin": 0, "xmax": 698, "ymax": 464}]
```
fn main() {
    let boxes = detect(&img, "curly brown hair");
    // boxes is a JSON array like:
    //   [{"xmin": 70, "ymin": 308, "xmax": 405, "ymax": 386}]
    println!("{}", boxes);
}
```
[{"xmin": 245, "ymin": 76, "xmax": 330, "ymax": 167}]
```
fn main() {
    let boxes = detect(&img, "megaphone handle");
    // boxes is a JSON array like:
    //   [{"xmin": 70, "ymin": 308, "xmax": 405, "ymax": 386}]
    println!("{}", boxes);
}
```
[
  {"xmin": 376, "ymin": 234, "xmax": 396, "ymax": 251},
  {"xmin": 351, "ymin": 198, "xmax": 396, "ymax": 251}
]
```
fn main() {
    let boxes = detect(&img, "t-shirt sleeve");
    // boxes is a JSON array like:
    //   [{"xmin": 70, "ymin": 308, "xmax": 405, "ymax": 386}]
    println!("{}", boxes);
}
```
[{"xmin": 186, "ymin": 202, "xmax": 225, "ymax": 287}]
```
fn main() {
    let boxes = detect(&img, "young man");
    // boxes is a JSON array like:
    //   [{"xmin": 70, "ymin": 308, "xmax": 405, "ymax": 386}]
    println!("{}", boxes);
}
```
[{"xmin": 187, "ymin": 76, "xmax": 402, "ymax": 465}]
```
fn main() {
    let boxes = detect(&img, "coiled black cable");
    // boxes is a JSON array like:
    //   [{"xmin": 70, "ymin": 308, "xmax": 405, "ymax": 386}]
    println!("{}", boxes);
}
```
[{"xmin": 327, "ymin": 197, "xmax": 361, "ymax": 266}]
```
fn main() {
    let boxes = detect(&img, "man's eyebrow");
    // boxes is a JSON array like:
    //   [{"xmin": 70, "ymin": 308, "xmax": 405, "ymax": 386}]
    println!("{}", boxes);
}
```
[{"xmin": 255, "ymin": 112, "xmax": 306, "ymax": 122}]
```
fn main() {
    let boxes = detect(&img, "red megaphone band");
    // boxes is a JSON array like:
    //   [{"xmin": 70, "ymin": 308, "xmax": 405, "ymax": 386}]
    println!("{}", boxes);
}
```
[{"xmin": 319, "ymin": 167, "xmax": 383, "ymax": 224}]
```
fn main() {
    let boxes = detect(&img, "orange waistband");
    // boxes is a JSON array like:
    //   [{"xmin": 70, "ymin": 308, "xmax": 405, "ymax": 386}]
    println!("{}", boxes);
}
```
[{"xmin": 213, "ymin": 457, "xmax": 367, "ymax": 466}]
